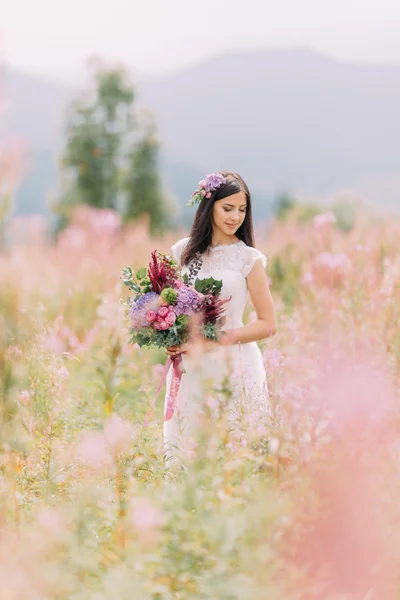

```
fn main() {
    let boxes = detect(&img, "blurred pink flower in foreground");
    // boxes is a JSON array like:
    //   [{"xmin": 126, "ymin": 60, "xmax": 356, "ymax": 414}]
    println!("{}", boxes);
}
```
[
  {"xmin": 77, "ymin": 431, "xmax": 112, "ymax": 470},
  {"xmin": 152, "ymin": 363, "xmax": 165, "ymax": 378},
  {"xmin": 77, "ymin": 414, "xmax": 133, "ymax": 470},
  {"xmin": 284, "ymin": 335, "xmax": 398, "ymax": 598},
  {"xmin": 18, "ymin": 390, "xmax": 33, "ymax": 406},
  {"xmin": 129, "ymin": 496, "xmax": 166, "ymax": 531},
  {"xmin": 43, "ymin": 315, "xmax": 80, "ymax": 355},
  {"xmin": 104, "ymin": 414, "xmax": 133, "ymax": 454},
  {"xmin": 263, "ymin": 348, "xmax": 285, "ymax": 371},
  {"xmin": 37, "ymin": 508, "xmax": 67, "ymax": 539},
  {"xmin": 4, "ymin": 345, "xmax": 22, "ymax": 361},
  {"xmin": 301, "ymin": 271, "xmax": 313, "ymax": 285},
  {"xmin": 57, "ymin": 366, "xmax": 69, "ymax": 379}
]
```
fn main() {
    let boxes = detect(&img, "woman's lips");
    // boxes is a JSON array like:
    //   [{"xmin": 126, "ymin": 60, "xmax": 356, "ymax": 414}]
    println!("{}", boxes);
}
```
[{"xmin": 226, "ymin": 224, "xmax": 238, "ymax": 229}]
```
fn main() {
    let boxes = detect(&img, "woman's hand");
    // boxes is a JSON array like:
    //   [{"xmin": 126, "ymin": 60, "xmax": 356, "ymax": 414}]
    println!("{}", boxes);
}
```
[
  {"xmin": 166, "ymin": 344, "xmax": 190, "ymax": 357},
  {"xmin": 166, "ymin": 332, "xmax": 234, "ymax": 358}
]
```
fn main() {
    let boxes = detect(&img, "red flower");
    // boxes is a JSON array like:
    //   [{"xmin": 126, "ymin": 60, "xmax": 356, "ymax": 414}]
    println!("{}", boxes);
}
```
[
  {"xmin": 147, "ymin": 251, "xmax": 179, "ymax": 294},
  {"xmin": 202, "ymin": 294, "xmax": 231, "ymax": 324}
]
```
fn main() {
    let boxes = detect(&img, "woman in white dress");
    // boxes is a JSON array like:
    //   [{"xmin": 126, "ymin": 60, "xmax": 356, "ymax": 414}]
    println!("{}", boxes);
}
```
[{"xmin": 164, "ymin": 171, "xmax": 277, "ymax": 465}]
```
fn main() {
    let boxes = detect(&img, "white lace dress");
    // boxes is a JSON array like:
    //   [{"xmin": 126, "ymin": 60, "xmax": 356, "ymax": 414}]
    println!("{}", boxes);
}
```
[{"xmin": 163, "ymin": 238, "xmax": 270, "ymax": 464}]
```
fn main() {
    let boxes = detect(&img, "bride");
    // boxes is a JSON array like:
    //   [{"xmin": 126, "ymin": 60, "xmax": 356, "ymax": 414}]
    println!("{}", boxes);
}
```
[{"xmin": 164, "ymin": 171, "xmax": 277, "ymax": 465}]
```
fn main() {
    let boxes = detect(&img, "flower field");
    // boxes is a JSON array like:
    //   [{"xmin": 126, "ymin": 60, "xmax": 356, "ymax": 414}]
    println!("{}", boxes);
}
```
[{"xmin": 1, "ymin": 204, "xmax": 400, "ymax": 599}]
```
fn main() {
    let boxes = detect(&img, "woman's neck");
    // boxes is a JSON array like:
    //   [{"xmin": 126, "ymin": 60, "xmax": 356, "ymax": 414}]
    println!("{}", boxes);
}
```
[{"xmin": 210, "ymin": 234, "xmax": 239, "ymax": 248}]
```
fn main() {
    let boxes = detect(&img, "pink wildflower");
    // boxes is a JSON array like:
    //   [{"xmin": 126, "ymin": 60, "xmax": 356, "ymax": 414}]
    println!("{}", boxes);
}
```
[
  {"xmin": 77, "ymin": 431, "xmax": 112, "ymax": 470},
  {"xmin": 19, "ymin": 390, "xmax": 32, "ymax": 405},
  {"xmin": 129, "ymin": 497, "xmax": 166, "ymax": 531},
  {"xmin": 57, "ymin": 366, "xmax": 69, "ymax": 379},
  {"xmin": 313, "ymin": 211, "xmax": 336, "ymax": 228},
  {"xmin": 263, "ymin": 348, "xmax": 285, "ymax": 370},
  {"xmin": 4, "ymin": 345, "xmax": 22, "ymax": 360},
  {"xmin": 104, "ymin": 414, "xmax": 132, "ymax": 454},
  {"xmin": 302, "ymin": 271, "xmax": 313, "ymax": 284}
]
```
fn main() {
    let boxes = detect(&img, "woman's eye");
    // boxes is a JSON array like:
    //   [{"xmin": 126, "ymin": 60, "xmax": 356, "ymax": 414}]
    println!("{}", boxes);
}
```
[{"xmin": 223, "ymin": 208, "xmax": 231, "ymax": 212}]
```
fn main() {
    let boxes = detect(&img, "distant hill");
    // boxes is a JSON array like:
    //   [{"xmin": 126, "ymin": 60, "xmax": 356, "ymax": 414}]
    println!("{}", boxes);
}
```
[
  {"xmin": 2, "ymin": 47, "xmax": 400, "ymax": 221},
  {"xmin": 140, "ymin": 47, "xmax": 400, "ymax": 213}
]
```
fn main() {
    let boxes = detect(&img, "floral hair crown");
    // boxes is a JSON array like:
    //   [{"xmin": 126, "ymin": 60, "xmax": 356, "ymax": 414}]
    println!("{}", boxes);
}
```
[{"xmin": 187, "ymin": 172, "xmax": 226, "ymax": 207}]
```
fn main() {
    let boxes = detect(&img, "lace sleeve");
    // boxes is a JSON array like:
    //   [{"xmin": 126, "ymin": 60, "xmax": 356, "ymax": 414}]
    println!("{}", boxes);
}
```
[
  {"xmin": 170, "ymin": 237, "xmax": 190, "ymax": 267},
  {"xmin": 241, "ymin": 247, "xmax": 267, "ymax": 278}
]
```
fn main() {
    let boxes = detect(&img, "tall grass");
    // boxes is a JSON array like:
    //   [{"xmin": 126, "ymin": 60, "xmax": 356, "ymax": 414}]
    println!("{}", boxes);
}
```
[{"xmin": 0, "ymin": 205, "xmax": 399, "ymax": 598}]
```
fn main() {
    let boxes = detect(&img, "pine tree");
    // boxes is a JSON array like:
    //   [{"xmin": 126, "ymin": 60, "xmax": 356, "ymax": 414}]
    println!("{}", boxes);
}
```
[
  {"xmin": 53, "ymin": 60, "xmax": 170, "ymax": 233},
  {"xmin": 124, "ymin": 113, "xmax": 169, "ymax": 233}
]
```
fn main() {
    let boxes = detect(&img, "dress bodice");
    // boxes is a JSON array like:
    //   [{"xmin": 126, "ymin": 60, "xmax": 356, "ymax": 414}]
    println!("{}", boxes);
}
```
[{"xmin": 170, "ymin": 238, "xmax": 267, "ymax": 329}]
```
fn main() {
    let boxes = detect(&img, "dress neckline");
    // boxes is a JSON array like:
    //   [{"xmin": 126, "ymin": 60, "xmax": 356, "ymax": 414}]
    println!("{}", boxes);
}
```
[{"xmin": 209, "ymin": 240, "xmax": 244, "ymax": 251}]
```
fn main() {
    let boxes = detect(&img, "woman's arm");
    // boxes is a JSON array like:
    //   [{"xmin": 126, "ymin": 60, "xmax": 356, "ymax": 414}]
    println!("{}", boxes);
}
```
[
  {"xmin": 226, "ymin": 259, "xmax": 277, "ymax": 345},
  {"xmin": 167, "ymin": 259, "xmax": 277, "ymax": 355}
]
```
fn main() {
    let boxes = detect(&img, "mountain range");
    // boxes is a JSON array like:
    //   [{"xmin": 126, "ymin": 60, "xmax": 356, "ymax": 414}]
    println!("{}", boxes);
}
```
[{"xmin": 2, "ymin": 47, "xmax": 400, "ymax": 222}]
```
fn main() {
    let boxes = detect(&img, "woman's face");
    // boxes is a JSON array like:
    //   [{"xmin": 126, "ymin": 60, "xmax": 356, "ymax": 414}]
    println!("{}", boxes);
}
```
[{"xmin": 212, "ymin": 191, "xmax": 247, "ymax": 238}]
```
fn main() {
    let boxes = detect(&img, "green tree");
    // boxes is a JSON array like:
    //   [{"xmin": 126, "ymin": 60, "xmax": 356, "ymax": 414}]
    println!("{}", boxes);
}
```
[
  {"xmin": 53, "ymin": 59, "xmax": 169, "ymax": 232},
  {"xmin": 123, "ymin": 113, "xmax": 169, "ymax": 233}
]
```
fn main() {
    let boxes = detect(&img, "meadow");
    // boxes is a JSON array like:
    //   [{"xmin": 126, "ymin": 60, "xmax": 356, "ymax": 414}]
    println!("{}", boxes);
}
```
[{"xmin": 1, "ymin": 204, "xmax": 400, "ymax": 599}]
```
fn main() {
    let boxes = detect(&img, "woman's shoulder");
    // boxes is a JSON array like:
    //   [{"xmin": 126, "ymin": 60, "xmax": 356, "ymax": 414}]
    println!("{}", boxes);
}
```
[
  {"xmin": 239, "ymin": 243, "xmax": 267, "ymax": 277},
  {"xmin": 170, "ymin": 237, "xmax": 190, "ymax": 265}
]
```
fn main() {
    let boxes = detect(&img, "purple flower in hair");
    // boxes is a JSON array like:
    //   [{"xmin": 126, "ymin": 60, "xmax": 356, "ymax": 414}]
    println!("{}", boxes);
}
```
[
  {"xmin": 188, "ymin": 172, "xmax": 226, "ymax": 207},
  {"xmin": 204, "ymin": 173, "xmax": 225, "ymax": 193}
]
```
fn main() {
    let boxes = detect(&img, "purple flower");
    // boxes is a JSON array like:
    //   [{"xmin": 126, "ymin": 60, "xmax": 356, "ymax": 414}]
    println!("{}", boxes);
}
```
[
  {"xmin": 204, "ymin": 173, "xmax": 226, "ymax": 193},
  {"xmin": 174, "ymin": 287, "xmax": 202, "ymax": 316},
  {"xmin": 187, "ymin": 172, "xmax": 226, "ymax": 207},
  {"xmin": 129, "ymin": 292, "xmax": 159, "ymax": 327}
]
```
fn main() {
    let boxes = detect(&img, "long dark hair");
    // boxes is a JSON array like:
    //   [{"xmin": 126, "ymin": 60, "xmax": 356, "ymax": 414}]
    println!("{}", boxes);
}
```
[{"xmin": 181, "ymin": 171, "xmax": 255, "ymax": 266}]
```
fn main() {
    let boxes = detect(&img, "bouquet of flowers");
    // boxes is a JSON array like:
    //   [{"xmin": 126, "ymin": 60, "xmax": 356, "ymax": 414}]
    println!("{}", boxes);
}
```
[
  {"xmin": 121, "ymin": 250, "xmax": 229, "ymax": 421},
  {"xmin": 121, "ymin": 250, "xmax": 229, "ymax": 349}
]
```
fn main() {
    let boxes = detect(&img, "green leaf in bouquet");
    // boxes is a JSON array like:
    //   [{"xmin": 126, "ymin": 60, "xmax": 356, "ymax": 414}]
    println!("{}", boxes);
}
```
[
  {"xmin": 140, "ymin": 277, "xmax": 153, "ymax": 291},
  {"xmin": 121, "ymin": 266, "xmax": 141, "ymax": 293},
  {"xmin": 194, "ymin": 276, "xmax": 223, "ymax": 296},
  {"xmin": 121, "ymin": 265, "xmax": 134, "ymax": 282},
  {"xmin": 161, "ymin": 252, "xmax": 178, "ymax": 268},
  {"xmin": 182, "ymin": 273, "xmax": 189, "ymax": 285},
  {"xmin": 136, "ymin": 267, "xmax": 147, "ymax": 281},
  {"xmin": 203, "ymin": 322, "xmax": 218, "ymax": 341}
]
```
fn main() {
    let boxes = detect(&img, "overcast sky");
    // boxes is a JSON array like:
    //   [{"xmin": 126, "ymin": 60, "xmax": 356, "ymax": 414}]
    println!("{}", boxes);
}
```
[{"xmin": 2, "ymin": 0, "xmax": 400, "ymax": 82}]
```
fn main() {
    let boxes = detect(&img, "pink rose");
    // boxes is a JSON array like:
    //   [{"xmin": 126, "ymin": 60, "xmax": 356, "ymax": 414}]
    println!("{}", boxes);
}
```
[
  {"xmin": 206, "ymin": 192, "xmax": 211, "ymax": 198},
  {"xmin": 176, "ymin": 280, "xmax": 184, "ymax": 289},
  {"xmin": 159, "ymin": 320, "xmax": 169, "ymax": 330},
  {"xmin": 146, "ymin": 310, "xmax": 157, "ymax": 323},
  {"xmin": 201, "ymin": 190, "xmax": 206, "ymax": 196},
  {"xmin": 153, "ymin": 321, "xmax": 161, "ymax": 330},
  {"xmin": 165, "ymin": 311, "xmax": 176, "ymax": 326},
  {"xmin": 158, "ymin": 306, "xmax": 169, "ymax": 318}
]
